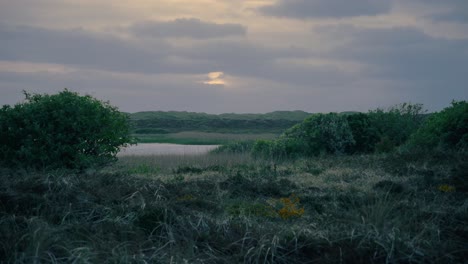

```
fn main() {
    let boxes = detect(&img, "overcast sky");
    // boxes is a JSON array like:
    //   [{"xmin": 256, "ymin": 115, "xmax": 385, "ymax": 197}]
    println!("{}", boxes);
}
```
[{"xmin": 0, "ymin": 0, "xmax": 467, "ymax": 113}]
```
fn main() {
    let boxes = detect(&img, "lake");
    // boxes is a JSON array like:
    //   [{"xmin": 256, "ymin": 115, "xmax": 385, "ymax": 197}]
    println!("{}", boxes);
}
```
[{"xmin": 117, "ymin": 143, "xmax": 220, "ymax": 156}]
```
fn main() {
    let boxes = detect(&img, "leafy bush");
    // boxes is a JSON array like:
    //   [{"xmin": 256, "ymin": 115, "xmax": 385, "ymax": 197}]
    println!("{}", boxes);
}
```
[
  {"xmin": 345, "ymin": 113, "xmax": 380, "ymax": 154},
  {"xmin": 251, "ymin": 139, "xmax": 274, "ymax": 158},
  {"xmin": 408, "ymin": 101, "xmax": 467, "ymax": 153},
  {"xmin": 281, "ymin": 113, "xmax": 355, "ymax": 156},
  {"xmin": 248, "ymin": 104, "xmax": 427, "ymax": 158},
  {"xmin": 250, "ymin": 113, "xmax": 355, "ymax": 159},
  {"xmin": 367, "ymin": 103, "xmax": 426, "ymax": 152},
  {"xmin": 0, "ymin": 89, "xmax": 133, "ymax": 169}
]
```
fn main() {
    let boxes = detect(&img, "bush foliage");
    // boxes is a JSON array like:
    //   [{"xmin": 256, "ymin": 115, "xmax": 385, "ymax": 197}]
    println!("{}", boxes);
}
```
[
  {"xmin": 0, "ymin": 89, "xmax": 132, "ymax": 169},
  {"xmin": 246, "ymin": 102, "xmax": 467, "ymax": 159},
  {"xmin": 367, "ymin": 103, "xmax": 426, "ymax": 152},
  {"xmin": 211, "ymin": 101, "xmax": 465, "ymax": 160},
  {"xmin": 345, "ymin": 113, "xmax": 380, "ymax": 154},
  {"xmin": 283, "ymin": 113, "xmax": 355, "ymax": 156},
  {"xmin": 250, "ymin": 113, "xmax": 356, "ymax": 159},
  {"xmin": 408, "ymin": 101, "xmax": 467, "ymax": 153}
]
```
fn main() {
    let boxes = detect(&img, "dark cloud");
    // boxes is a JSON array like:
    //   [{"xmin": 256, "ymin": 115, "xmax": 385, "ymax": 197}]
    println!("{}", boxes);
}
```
[
  {"xmin": 174, "ymin": 40, "xmax": 357, "ymax": 87},
  {"xmin": 431, "ymin": 12, "xmax": 468, "ymax": 24},
  {"xmin": 259, "ymin": 0, "xmax": 391, "ymax": 19},
  {"xmin": 0, "ymin": 24, "xmax": 170, "ymax": 74},
  {"xmin": 430, "ymin": 4, "xmax": 468, "ymax": 24},
  {"xmin": 129, "ymin": 18, "xmax": 247, "ymax": 39},
  {"xmin": 321, "ymin": 26, "xmax": 468, "ymax": 80},
  {"xmin": 0, "ymin": 23, "xmax": 344, "ymax": 87},
  {"xmin": 1, "ymin": 11, "xmax": 466, "ymax": 114},
  {"xmin": 0, "ymin": 69, "xmax": 392, "ymax": 114},
  {"xmin": 418, "ymin": 0, "xmax": 468, "ymax": 23},
  {"xmin": 315, "ymin": 25, "xmax": 468, "ymax": 106},
  {"xmin": 0, "ymin": 70, "xmax": 227, "ymax": 113}
]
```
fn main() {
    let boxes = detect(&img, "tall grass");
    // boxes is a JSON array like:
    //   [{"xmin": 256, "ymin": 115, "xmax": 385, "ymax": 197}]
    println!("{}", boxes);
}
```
[{"xmin": 1, "ymin": 153, "xmax": 467, "ymax": 263}]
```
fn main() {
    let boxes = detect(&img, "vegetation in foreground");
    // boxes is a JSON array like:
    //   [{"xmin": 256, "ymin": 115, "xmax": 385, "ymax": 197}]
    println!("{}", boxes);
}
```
[
  {"xmin": 1, "ymin": 152, "xmax": 467, "ymax": 263},
  {"xmin": 0, "ymin": 90, "xmax": 133, "ymax": 169},
  {"xmin": 1, "ymin": 90, "xmax": 466, "ymax": 262}
]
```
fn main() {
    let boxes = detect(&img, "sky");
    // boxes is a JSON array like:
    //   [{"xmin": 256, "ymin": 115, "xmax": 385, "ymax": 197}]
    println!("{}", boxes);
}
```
[{"xmin": 0, "ymin": 0, "xmax": 467, "ymax": 113}]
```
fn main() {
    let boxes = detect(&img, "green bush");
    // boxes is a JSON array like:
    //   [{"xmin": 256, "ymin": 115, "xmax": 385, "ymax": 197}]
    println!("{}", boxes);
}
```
[
  {"xmin": 249, "ymin": 104, "xmax": 427, "ymax": 158},
  {"xmin": 408, "ymin": 101, "xmax": 467, "ymax": 153},
  {"xmin": 271, "ymin": 137, "xmax": 306, "ymax": 159},
  {"xmin": 281, "ymin": 113, "xmax": 355, "ymax": 156},
  {"xmin": 251, "ymin": 113, "xmax": 355, "ymax": 159},
  {"xmin": 367, "ymin": 103, "xmax": 426, "ymax": 152},
  {"xmin": 375, "ymin": 136, "xmax": 396, "ymax": 153},
  {"xmin": 0, "ymin": 89, "xmax": 133, "ymax": 169},
  {"xmin": 345, "ymin": 113, "xmax": 380, "ymax": 154},
  {"xmin": 251, "ymin": 139, "xmax": 274, "ymax": 158}
]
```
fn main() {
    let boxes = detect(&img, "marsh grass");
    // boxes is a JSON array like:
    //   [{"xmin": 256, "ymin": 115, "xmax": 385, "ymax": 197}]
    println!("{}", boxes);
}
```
[
  {"xmin": 134, "ymin": 132, "xmax": 278, "ymax": 144},
  {"xmin": 1, "ymin": 153, "xmax": 467, "ymax": 263}
]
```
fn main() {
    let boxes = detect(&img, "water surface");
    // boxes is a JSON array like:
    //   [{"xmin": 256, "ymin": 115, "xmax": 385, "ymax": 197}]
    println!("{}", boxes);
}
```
[{"xmin": 118, "ymin": 143, "xmax": 219, "ymax": 156}]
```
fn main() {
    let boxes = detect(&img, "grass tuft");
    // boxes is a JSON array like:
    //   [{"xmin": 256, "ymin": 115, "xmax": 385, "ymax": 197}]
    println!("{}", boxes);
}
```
[{"xmin": 1, "ymin": 153, "xmax": 467, "ymax": 262}]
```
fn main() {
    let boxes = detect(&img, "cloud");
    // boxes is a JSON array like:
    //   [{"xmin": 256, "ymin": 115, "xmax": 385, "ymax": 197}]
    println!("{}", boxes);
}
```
[
  {"xmin": 314, "ymin": 24, "xmax": 468, "ymax": 108},
  {"xmin": 0, "ymin": 67, "xmax": 392, "ymax": 114},
  {"xmin": 0, "ymin": 68, "xmax": 229, "ymax": 112},
  {"xmin": 1, "ymin": 1, "xmax": 466, "ymax": 115},
  {"xmin": 129, "ymin": 18, "xmax": 247, "ymax": 39},
  {"xmin": 0, "ymin": 23, "xmax": 298, "ymax": 85},
  {"xmin": 395, "ymin": 0, "xmax": 468, "ymax": 25},
  {"xmin": 0, "ymin": 23, "xmax": 310, "ymax": 83},
  {"xmin": 0, "ymin": 21, "xmax": 354, "ymax": 89},
  {"xmin": 0, "ymin": 24, "xmax": 171, "ymax": 74},
  {"xmin": 318, "ymin": 25, "xmax": 468, "ymax": 80},
  {"xmin": 259, "ymin": 0, "xmax": 392, "ymax": 19},
  {"xmin": 426, "ymin": 0, "xmax": 468, "ymax": 24}
]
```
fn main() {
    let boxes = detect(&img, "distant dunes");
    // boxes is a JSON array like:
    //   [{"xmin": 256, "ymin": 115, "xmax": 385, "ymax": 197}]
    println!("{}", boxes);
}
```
[{"xmin": 127, "ymin": 110, "xmax": 316, "ymax": 134}]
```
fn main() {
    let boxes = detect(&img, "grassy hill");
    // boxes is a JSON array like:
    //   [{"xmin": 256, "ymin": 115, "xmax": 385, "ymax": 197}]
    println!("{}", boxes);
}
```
[
  {"xmin": 129, "ymin": 110, "xmax": 312, "ymax": 121},
  {"xmin": 127, "ymin": 110, "xmax": 368, "ymax": 144},
  {"xmin": 128, "ymin": 111, "xmax": 314, "ymax": 143}
]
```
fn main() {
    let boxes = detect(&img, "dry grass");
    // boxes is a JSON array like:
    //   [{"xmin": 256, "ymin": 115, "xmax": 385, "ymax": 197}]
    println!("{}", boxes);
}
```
[{"xmin": 1, "ymin": 153, "xmax": 467, "ymax": 263}]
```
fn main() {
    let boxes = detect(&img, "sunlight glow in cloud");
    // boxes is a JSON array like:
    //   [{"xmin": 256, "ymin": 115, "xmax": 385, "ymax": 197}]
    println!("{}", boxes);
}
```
[{"xmin": 203, "ymin": 71, "xmax": 226, "ymax": 85}]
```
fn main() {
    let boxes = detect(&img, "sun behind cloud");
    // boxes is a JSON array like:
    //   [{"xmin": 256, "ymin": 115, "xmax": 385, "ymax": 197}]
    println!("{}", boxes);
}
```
[{"xmin": 203, "ymin": 71, "xmax": 226, "ymax": 85}]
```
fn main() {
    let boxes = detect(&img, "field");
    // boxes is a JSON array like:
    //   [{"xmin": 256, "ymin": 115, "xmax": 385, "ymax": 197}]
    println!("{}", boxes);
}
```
[
  {"xmin": 129, "ymin": 110, "xmax": 305, "ymax": 145},
  {"xmin": 1, "ymin": 151, "xmax": 467, "ymax": 263},
  {"xmin": 133, "ymin": 131, "xmax": 278, "ymax": 144},
  {"xmin": 128, "ymin": 110, "xmax": 311, "ymax": 139}
]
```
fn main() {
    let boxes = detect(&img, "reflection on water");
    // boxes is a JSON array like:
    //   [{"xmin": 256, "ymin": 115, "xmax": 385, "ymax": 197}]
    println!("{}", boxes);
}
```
[{"xmin": 118, "ymin": 143, "xmax": 219, "ymax": 156}]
